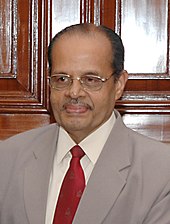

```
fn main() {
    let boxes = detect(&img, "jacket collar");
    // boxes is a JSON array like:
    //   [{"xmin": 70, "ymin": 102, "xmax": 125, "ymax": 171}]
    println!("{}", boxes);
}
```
[{"xmin": 24, "ymin": 124, "xmax": 59, "ymax": 224}]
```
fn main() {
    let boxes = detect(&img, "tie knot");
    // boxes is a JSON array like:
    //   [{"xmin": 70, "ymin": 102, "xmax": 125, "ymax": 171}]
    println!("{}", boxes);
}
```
[{"xmin": 71, "ymin": 145, "xmax": 85, "ymax": 159}]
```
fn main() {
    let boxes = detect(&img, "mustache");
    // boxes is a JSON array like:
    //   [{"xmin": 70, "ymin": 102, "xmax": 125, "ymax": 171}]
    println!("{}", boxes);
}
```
[{"xmin": 62, "ymin": 98, "xmax": 93, "ymax": 110}]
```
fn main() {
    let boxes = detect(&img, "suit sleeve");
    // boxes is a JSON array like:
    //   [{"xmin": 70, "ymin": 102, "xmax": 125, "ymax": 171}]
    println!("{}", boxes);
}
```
[{"xmin": 143, "ymin": 179, "xmax": 170, "ymax": 224}]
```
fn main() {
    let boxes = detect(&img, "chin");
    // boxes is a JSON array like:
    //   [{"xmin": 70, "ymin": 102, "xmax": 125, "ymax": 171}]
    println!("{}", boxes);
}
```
[{"xmin": 64, "ymin": 121, "xmax": 88, "ymax": 131}]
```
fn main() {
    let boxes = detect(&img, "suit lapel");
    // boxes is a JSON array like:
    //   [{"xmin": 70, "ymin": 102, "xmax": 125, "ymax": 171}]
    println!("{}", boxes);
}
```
[
  {"xmin": 24, "ymin": 125, "xmax": 59, "ymax": 224},
  {"xmin": 73, "ymin": 113, "xmax": 131, "ymax": 223}
]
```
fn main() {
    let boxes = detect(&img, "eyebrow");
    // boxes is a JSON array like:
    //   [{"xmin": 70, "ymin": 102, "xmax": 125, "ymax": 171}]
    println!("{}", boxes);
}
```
[{"xmin": 52, "ymin": 70, "xmax": 101, "ymax": 77}]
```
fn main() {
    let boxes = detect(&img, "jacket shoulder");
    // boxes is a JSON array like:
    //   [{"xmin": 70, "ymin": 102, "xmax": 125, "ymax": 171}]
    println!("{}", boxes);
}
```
[{"xmin": 0, "ymin": 123, "xmax": 59, "ymax": 153}]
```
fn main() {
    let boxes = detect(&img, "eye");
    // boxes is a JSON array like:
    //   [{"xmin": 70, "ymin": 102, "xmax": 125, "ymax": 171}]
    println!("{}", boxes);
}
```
[
  {"xmin": 52, "ymin": 75, "xmax": 70, "ymax": 83},
  {"xmin": 83, "ymin": 75, "xmax": 101, "ymax": 85}
]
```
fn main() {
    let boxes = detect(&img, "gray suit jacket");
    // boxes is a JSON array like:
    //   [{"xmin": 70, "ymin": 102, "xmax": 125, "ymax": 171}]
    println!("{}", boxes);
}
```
[{"xmin": 0, "ymin": 111, "xmax": 170, "ymax": 224}]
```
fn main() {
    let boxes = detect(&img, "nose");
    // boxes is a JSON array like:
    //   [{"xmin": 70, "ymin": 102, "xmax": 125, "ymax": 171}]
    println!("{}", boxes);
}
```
[{"xmin": 66, "ymin": 79, "xmax": 85, "ymax": 98}]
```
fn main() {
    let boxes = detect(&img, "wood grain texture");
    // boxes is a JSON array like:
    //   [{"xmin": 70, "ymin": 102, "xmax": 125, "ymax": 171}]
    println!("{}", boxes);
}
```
[{"xmin": 0, "ymin": 0, "xmax": 51, "ymax": 139}]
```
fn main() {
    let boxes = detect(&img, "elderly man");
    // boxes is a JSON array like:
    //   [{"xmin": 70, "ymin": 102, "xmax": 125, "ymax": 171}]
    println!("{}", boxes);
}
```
[{"xmin": 0, "ymin": 23, "xmax": 170, "ymax": 224}]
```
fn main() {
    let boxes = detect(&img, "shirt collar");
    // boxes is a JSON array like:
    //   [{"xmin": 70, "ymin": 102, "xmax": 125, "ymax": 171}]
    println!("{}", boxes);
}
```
[
  {"xmin": 56, "ymin": 112, "xmax": 116, "ymax": 165},
  {"xmin": 79, "ymin": 112, "xmax": 116, "ymax": 164},
  {"xmin": 56, "ymin": 128, "xmax": 75, "ymax": 164}
]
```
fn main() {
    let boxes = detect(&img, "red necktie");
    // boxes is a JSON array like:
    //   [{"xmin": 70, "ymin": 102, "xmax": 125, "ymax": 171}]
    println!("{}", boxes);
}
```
[{"xmin": 53, "ymin": 145, "xmax": 85, "ymax": 224}]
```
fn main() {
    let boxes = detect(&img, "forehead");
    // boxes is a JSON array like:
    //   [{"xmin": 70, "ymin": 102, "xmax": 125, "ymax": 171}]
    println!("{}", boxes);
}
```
[
  {"xmin": 51, "ymin": 32, "xmax": 113, "ymax": 69},
  {"xmin": 53, "ymin": 31, "xmax": 111, "ymax": 53}
]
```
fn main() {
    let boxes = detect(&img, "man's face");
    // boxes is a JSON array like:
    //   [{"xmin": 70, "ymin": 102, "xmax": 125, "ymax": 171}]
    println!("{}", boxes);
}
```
[{"xmin": 50, "ymin": 32, "xmax": 127, "ymax": 143}]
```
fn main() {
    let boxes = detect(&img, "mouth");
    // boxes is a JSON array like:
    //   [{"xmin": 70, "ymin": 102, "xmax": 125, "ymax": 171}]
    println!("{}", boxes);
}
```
[
  {"xmin": 64, "ymin": 104, "xmax": 89, "ymax": 113},
  {"xmin": 62, "ymin": 99, "xmax": 92, "ymax": 114}
]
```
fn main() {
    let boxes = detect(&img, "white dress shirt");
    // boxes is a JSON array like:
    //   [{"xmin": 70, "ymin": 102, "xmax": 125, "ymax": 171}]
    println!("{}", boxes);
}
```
[{"xmin": 45, "ymin": 112, "xmax": 116, "ymax": 224}]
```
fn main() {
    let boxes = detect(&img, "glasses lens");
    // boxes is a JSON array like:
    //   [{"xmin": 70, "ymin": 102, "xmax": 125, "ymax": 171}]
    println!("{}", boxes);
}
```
[
  {"xmin": 50, "ymin": 75, "xmax": 70, "ymax": 89},
  {"xmin": 81, "ymin": 75, "xmax": 102, "ymax": 90}
]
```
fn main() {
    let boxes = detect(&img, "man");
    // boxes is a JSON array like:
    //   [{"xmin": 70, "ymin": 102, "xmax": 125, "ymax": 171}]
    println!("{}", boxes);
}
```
[{"xmin": 0, "ymin": 23, "xmax": 170, "ymax": 224}]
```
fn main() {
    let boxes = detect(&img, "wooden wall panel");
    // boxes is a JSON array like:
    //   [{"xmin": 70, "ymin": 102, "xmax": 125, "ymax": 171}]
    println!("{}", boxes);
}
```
[
  {"xmin": 0, "ymin": 114, "xmax": 50, "ymax": 139},
  {"xmin": 122, "ymin": 114, "xmax": 170, "ymax": 144},
  {"xmin": 115, "ymin": 0, "xmax": 170, "ymax": 143},
  {"xmin": 0, "ymin": 0, "xmax": 169, "ymax": 143},
  {"xmin": 0, "ymin": 0, "xmax": 51, "ymax": 140}
]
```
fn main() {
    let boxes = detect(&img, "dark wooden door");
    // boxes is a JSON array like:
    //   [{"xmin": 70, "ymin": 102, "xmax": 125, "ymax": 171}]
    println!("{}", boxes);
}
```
[{"xmin": 0, "ymin": 0, "xmax": 51, "ymax": 139}]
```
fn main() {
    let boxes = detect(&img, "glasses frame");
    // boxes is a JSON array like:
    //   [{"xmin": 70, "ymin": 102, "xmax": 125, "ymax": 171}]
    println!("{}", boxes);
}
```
[{"xmin": 48, "ymin": 72, "xmax": 114, "ymax": 91}]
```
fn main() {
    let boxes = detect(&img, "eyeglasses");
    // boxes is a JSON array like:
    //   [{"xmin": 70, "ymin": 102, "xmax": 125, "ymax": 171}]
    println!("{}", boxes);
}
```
[{"xmin": 49, "ymin": 73, "xmax": 114, "ymax": 91}]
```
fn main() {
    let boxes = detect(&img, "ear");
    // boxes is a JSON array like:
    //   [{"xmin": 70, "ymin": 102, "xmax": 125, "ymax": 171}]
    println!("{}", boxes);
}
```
[{"xmin": 115, "ymin": 70, "xmax": 128, "ymax": 100}]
